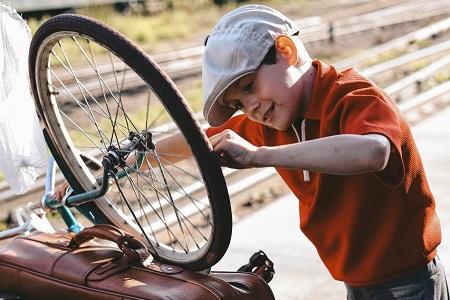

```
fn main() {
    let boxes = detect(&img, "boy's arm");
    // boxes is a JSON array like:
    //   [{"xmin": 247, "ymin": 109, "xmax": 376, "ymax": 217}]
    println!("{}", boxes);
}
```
[
  {"xmin": 138, "ymin": 123, "xmax": 212, "ymax": 169},
  {"xmin": 54, "ymin": 131, "xmax": 195, "ymax": 201},
  {"xmin": 138, "ymin": 131, "xmax": 193, "ymax": 170},
  {"xmin": 210, "ymin": 129, "xmax": 391, "ymax": 175}
]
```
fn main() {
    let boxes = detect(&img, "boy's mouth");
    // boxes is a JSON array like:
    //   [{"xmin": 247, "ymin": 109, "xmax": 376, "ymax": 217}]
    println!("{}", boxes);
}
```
[{"xmin": 263, "ymin": 103, "xmax": 275, "ymax": 122}]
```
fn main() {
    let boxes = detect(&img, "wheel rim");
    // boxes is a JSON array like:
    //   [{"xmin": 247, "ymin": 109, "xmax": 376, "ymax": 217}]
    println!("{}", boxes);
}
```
[{"xmin": 33, "ymin": 29, "xmax": 225, "ymax": 265}]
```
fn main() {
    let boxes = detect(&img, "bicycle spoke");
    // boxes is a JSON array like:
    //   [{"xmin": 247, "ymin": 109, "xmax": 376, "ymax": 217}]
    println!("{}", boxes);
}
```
[
  {"xmin": 68, "ymin": 37, "xmax": 130, "ymax": 140},
  {"xmin": 59, "ymin": 110, "xmax": 106, "ymax": 151},
  {"xmin": 122, "ymin": 154, "xmax": 212, "ymax": 246},
  {"xmin": 87, "ymin": 39, "xmax": 120, "ymax": 150},
  {"xmin": 50, "ymin": 48, "xmax": 112, "ymax": 147},
  {"xmin": 160, "ymin": 163, "xmax": 211, "ymax": 225},
  {"xmin": 53, "ymin": 43, "xmax": 112, "ymax": 120},
  {"xmin": 120, "ymin": 167, "xmax": 187, "ymax": 246},
  {"xmin": 112, "ymin": 175, "xmax": 162, "ymax": 260},
  {"xmin": 48, "ymin": 67, "xmax": 111, "ymax": 149},
  {"xmin": 122, "ymin": 170, "xmax": 186, "ymax": 252},
  {"xmin": 108, "ymin": 52, "xmax": 128, "ymax": 148},
  {"xmin": 72, "ymin": 36, "xmax": 139, "ymax": 134}
]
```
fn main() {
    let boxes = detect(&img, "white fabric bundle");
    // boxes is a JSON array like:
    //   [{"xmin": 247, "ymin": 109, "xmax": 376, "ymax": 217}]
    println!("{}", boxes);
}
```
[{"xmin": 0, "ymin": 4, "xmax": 47, "ymax": 194}]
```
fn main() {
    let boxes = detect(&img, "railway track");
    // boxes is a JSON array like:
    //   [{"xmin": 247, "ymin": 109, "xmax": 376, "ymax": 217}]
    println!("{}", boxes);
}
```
[
  {"xmin": 1, "ymin": 1, "xmax": 450, "ymax": 226},
  {"xmin": 52, "ymin": 0, "xmax": 450, "ymax": 102}
]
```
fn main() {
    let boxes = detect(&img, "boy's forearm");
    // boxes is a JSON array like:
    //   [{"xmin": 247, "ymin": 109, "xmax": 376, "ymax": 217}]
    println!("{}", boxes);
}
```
[
  {"xmin": 137, "ymin": 132, "xmax": 192, "ymax": 170},
  {"xmin": 252, "ymin": 134, "xmax": 390, "ymax": 175}
]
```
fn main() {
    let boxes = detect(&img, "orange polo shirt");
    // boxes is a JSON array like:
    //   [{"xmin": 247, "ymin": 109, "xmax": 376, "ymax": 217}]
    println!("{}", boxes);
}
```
[{"xmin": 206, "ymin": 60, "xmax": 441, "ymax": 286}]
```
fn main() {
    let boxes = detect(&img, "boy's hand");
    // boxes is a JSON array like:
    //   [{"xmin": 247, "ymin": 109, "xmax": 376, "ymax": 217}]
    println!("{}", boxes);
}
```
[
  {"xmin": 209, "ymin": 129, "xmax": 258, "ymax": 169},
  {"xmin": 53, "ymin": 181, "xmax": 70, "ymax": 202}
]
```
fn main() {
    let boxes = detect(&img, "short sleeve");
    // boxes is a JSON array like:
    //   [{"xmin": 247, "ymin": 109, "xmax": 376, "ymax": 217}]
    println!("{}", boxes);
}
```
[{"xmin": 337, "ymin": 91, "xmax": 405, "ymax": 187}]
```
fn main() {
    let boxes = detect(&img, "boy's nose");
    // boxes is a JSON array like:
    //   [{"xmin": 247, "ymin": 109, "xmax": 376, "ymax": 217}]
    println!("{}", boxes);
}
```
[{"xmin": 242, "ymin": 95, "xmax": 261, "ymax": 117}]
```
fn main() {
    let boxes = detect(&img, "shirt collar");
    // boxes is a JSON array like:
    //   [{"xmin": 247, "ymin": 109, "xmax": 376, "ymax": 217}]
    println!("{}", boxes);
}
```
[{"xmin": 303, "ymin": 60, "xmax": 337, "ymax": 120}]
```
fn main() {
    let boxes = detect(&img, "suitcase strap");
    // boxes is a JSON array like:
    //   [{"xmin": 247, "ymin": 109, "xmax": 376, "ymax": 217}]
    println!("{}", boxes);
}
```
[{"xmin": 68, "ymin": 224, "xmax": 150, "ymax": 266}]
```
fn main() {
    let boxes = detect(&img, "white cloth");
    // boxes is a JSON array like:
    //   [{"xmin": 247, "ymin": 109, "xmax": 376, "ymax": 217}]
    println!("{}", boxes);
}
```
[{"xmin": 0, "ymin": 4, "xmax": 47, "ymax": 194}]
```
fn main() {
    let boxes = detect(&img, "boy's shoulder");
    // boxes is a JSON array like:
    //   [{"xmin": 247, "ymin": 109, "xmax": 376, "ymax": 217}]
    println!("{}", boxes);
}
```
[
  {"xmin": 335, "ymin": 66, "xmax": 375, "ymax": 91},
  {"xmin": 309, "ymin": 61, "xmax": 397, "ymax": 123},
  {"xmin": 312, "ymin": 61, "xmax": 379, "ymax": 103}
]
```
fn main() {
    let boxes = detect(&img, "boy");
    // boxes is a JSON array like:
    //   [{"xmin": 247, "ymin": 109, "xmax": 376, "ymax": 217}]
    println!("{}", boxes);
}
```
[
  {"xmin": 201, "ymin": 4, "xmax": 448, "ymax": 300},
  {"xmin": 53, "ymin": 4, "xmax": 447, "ymax": 299}
]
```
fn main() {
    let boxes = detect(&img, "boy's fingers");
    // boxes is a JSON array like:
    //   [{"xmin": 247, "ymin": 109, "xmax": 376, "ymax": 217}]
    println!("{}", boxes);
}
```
[
  {"xmin": 209, "ymin": 132, "xmax": 226, "ymax": 146},
  {"xmin": 209, "ymin": 130, "xmax": 236, "ymax": 150},
  {"xmin": 53, "ymin": 181, "xmax": 71, "ymax": 202}
]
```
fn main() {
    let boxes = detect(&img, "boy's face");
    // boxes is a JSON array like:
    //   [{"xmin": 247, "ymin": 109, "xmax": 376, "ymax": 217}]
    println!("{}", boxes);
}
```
[{"xmin": 220, "ymin": 56, "xmax": 304, "ymax": 131}]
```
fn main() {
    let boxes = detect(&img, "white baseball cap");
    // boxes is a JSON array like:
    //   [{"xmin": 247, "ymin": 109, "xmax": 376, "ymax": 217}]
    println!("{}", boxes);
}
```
[{"xmin": 202, "ymin": 4, "xmax": 300, "ymax": 127}]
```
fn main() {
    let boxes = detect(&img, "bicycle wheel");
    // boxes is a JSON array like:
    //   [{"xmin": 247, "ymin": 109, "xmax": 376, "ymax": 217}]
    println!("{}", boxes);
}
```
[{"xmin": 29, "ymin": 14, "xmax": 232, "ymax": 270}]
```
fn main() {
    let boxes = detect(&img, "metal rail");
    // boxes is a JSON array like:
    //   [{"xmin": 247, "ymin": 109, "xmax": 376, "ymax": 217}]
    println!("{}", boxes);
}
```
[
  {"xmin": 361, "ymin": 39, "xmax": 450, "ymax": 78},
  {"xmin": 334, "ymin": 16, "xmax": 450, "ymax": 69},
  {"xmin": 54, "ymin": 0, "xmax": 450, "ymax": 101},
  {"xmin": 399, "ymin": 81, "xmax": 450, "ymax": 116},
  {"xmin": 385, "ymin": 53, "xmax": 450, "ymax": 101}
]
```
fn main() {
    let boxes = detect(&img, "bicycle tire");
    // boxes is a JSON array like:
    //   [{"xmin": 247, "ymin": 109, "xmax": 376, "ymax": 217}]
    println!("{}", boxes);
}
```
[{"xmin": 29, "ymin": 14, "xmax": 232, "ymax": 270}]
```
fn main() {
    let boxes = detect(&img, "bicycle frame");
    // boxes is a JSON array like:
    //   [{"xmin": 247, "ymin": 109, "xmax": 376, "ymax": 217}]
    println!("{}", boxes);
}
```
[
  {"xmin": 0, "ymin": 136, "xmax": 147, "ymax": 240},
  {"xmin": 0, "ymin": 155, "xmax": 82, "ymax": 240}
]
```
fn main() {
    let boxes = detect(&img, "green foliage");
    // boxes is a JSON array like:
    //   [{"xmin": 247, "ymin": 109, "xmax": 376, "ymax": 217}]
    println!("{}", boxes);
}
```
[
  {"xmin": 0, "ymin": 221, "xmax": 6, "ymax": 231},
  {"xmin": 413, "ymin": 39, "xmax": 432, "ymax": 49},
  {"xmin": 410, "ymin": 59, "xmax": 428, "ymax": 72},
  {"xmin": 25, "ymin": 1, "xmax": 298, "ymax": 50},
  {"xmin": 365, "ymin": 49, "xmax": 404, "ymax": 67},
  {"xmin": 435, "ymin": 70, "xmax": 450, "ymax": 84},
  {"xmin": 74, "ymin": 2, "xmax": 235, "ymax": 46},
  {"xmin": 26, "ymin": 17, "xmax": 41, "ymax": 34},
  {"xmin": 182, "ymin": 79, "xmax": 203, "ymax": 112}
]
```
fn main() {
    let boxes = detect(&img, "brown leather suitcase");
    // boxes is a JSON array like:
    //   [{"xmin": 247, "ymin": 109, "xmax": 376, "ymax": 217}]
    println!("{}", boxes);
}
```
[{"xmin": 0, "ymin": 225, "xmax": 275, "ymax": 300}]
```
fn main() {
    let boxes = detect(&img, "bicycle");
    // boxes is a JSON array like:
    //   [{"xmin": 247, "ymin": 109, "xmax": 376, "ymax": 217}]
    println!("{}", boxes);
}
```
[{"xmin": 1, "ymin": 13, "xmax": 233, "ymax": 272}]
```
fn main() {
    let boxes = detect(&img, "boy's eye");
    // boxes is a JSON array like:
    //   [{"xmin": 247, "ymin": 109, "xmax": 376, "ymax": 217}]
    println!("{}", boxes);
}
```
[
  {"xmin": 243, "ymin": 81, "xmax": 253, "ymax": 92},
  {"xmin": 233, "ymin": 101, "xmax": 243, "ymax": 110}
]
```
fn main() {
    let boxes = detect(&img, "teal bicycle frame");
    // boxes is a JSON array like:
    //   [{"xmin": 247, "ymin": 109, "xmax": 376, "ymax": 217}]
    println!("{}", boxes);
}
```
[{"xmin": 0, "ymin": 131, "xmax": 148, "ymax": 238}]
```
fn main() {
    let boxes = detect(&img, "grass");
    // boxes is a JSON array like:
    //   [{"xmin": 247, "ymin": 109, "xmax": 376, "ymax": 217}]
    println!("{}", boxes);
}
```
[
  {"xmin": 26, "ymin": 0, "xmax": 306, "ymax": 51},
  {"xmin": 26, "ymin": 2, "xmax": 234, "ymax": 51},
  {"xmin": 435, "ymin": 70, "xmax": 450, "ymax": 84},
  {"xmin": 421, "ymin": 70, "xmax": 450, "ymax": 91},
  {"xmin": 75, "ymin": 5, "xmax": 217, "ymax": 51},
  {"xmin": 25, "ymin": 1, "xmax": 300, "ymax": 69},
  {"xmin": 182, "ymin": 79, "xmax": 203, "ymax": 112},
  {"xmin": 362, "ymin": 49, "xmax": 405, "ymax": 68}
]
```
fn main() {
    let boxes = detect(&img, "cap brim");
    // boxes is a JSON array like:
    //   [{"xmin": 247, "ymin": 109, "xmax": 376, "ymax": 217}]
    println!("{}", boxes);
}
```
[{"xmin": 206, "ymin": 71, "xmax": 255, "ymax": 127}]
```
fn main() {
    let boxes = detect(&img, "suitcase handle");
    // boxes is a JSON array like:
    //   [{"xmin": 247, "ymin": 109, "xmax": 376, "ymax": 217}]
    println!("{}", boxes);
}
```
[{"xmin": 68, "ymin": 224, "xmax": 151, "ymax": 265}]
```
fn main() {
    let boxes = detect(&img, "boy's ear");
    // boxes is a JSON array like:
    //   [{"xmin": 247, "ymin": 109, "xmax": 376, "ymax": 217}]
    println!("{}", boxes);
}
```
[{"xmin": 275, "ymin": 35, "xmax": 298, "ymax": 66}]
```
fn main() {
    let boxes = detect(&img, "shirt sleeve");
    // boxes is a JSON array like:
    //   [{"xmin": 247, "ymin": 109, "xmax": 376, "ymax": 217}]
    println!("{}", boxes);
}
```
[{"xmin": 337, "ymin": 89, "xmax": 405, "ymax": 187}]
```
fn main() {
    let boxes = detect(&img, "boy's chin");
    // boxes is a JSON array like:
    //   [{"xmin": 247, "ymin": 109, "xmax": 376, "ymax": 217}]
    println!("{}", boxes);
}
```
[
  {"xmin": 257, "ymin": 118, "xmax": 291, "ymax": 131},
  {"xmin": 266, "ymin": 122, "xmax": 291, "ymax": 131}
]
